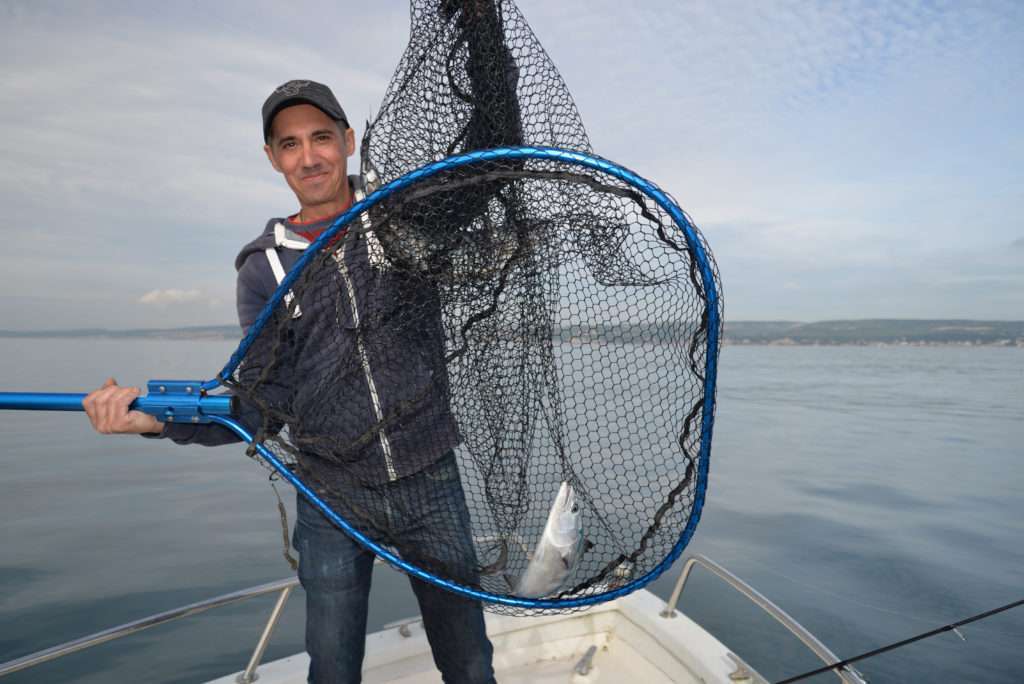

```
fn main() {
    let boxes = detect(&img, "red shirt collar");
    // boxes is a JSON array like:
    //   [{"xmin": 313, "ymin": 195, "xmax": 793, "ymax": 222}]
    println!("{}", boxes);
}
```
[{"xmin": 288, "ymin": 195, "xmax": 355, "ymax": 242}]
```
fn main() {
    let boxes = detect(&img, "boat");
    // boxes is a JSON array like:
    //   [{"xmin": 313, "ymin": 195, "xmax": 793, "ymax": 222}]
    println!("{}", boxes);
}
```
[{"xmin": 0, "ymin": 554, "xmax": 866, "ymax": 683}]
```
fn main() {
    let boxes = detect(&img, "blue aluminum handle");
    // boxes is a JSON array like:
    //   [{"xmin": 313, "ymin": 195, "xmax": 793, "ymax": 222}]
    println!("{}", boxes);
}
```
[
  {"xmin": 0, "ymin": 392, "xmax": 91, "ymax": 411},
  {"xmin": 0, "ymin": 382, "xmax": 234, "ymax": 423}
]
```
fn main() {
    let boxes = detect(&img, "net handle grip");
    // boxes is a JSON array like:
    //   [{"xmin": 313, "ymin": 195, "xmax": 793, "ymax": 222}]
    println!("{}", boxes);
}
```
[{"xmin": 0, "ymin": 381, "xmax": 234, "ymax": 423}]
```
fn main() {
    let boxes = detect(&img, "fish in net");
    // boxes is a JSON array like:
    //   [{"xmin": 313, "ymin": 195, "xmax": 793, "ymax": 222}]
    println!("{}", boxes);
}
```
[{"xmin": 223, "ymin": 0, "xmax": 722, "ymax": 614}]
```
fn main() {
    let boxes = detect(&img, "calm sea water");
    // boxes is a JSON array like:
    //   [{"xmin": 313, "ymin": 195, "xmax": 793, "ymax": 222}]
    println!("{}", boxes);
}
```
[{"xmin": 0, "ymin": 339, "xmax": 1020, "ymax": 683}]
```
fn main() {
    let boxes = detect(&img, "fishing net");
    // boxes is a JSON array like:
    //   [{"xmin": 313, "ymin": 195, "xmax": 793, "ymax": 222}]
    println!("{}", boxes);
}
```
[
  {"xmin": 360, "ymin": 0, "xmax": 589, "ymax": 184},
  {"xmin": 225, "ymin": 0, "xmax": 722, "ymax": 615}
]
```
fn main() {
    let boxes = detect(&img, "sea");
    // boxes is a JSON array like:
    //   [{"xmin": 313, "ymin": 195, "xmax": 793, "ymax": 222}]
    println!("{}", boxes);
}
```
[{"xmin": 0, "ymin": 338, "xmax": 1020, "ymax": 683}]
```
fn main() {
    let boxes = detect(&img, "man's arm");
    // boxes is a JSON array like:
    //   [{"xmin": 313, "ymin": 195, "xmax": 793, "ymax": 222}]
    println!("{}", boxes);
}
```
[
  {"xmin": 82, "ymin": 251, "xmax": 282, "ymax": 446},
  {"xmin": 82, "ymin": 376, "xmax": 246, "ymax": 445}
]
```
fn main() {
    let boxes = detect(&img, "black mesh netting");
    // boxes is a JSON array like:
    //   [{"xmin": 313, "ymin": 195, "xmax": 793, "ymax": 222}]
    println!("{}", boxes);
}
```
[
  {"xmin": 360, "ymin": 0, "xmax": 589, "ymax": 187},
  {"xmin": 225, "ymin": 0, "xmax": 722, "ymax": 615}
]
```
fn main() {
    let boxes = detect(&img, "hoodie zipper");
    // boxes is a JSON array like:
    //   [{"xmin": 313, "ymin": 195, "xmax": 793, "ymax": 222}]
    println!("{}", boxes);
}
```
[
  {"xmin": 268, "ymin": 205, "xmax": 399, "ymax": 482},
  {"xmin": 334, "ymin": 237, "xmax": 398, "ymax": 482}
]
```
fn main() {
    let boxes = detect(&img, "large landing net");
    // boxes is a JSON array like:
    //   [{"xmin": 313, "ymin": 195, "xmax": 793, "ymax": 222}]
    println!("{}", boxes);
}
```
[
  {"xmin": 227, "ymin": 0, "xmax": 721, "ymax": 615},
  {"xmin": 226, "ymin": 149, "xmax": 721, "ymax": 614}
]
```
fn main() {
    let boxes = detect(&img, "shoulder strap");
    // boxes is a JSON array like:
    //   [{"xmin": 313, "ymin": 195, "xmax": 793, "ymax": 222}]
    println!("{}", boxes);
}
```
[
  {"xmin": 264, "ymin": 246, "xmax": 287, "ymax": 283},
  {"xmin": 354, "ymin": 186, "xmax": 387, "ymax": 268},
  {"xmin": 265, "ymin": 223, "xmax": 302, "ymax": 318}
]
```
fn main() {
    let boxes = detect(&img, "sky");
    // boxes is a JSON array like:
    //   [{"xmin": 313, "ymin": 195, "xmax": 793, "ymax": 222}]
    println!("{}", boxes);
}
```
[{"xmin": 0, "ymin": 0, "xmax": 1021, "ymax": 330}]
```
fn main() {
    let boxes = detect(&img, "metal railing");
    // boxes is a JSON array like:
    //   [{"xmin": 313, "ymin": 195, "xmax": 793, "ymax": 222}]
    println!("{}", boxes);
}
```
[
  {"xmin": 0, "ymin": 577, "xmax": 300, "ymax": 682},
  {"xmin": 660, "ymin": 554, "xmax": 868, "ymax": 684},
  {"xmin": 1, "ymin": 554, "xmax": 868, "ymax": 683}
]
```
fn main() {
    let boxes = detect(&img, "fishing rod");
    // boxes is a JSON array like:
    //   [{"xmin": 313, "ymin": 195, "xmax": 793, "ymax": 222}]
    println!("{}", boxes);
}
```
[{"xmin": 775, "ymin": 597, "xmax": 1024, "ymax": 683}]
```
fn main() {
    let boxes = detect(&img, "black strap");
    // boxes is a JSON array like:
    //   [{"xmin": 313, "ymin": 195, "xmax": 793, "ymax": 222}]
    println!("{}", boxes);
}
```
[{"xmin": 270, "ymin": 479, "xmax": 299, "ymax": 572}]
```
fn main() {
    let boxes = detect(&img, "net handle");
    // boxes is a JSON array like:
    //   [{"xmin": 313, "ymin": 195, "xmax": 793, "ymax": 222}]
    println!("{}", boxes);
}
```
[{"xmin": 0, "ymin": 386, "xmax": 233, "ymax": 423}]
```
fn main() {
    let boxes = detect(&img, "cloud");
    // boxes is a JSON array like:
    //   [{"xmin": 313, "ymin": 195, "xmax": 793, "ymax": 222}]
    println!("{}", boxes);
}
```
[
  {"xmin": 1, "ymin": 1, "xmax": 1021, "ymax": 326},
  {"xmin": 139, "ymin": 289, "xmax": 204, "ymax": 305}
]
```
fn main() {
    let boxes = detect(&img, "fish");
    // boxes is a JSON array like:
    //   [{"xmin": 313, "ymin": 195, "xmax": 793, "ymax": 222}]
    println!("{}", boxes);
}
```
[{"xmin": 514, "ymin": 481, "xmax": 585, "ymax": 598}]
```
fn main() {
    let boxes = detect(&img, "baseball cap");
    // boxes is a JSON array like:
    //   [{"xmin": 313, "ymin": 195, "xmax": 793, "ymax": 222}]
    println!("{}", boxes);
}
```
[{"xmin": 262, "ymin": 80, "xmax": 350, "ymax": 142}]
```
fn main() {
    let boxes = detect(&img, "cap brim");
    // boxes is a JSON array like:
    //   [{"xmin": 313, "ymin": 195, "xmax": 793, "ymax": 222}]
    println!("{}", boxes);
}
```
[{"xmin": 264, "ymin": 98, "xmax": 349, "ymax": 141}]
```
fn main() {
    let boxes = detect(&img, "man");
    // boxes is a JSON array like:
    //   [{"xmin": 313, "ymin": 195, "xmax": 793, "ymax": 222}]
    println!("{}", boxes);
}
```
[{"xmin": 84, "ymin": 80, "xmax": 496, "ymax": 684}]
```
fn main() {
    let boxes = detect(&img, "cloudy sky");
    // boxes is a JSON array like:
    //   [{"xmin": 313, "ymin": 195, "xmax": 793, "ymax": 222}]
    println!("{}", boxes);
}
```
[{"xmin": 1, "ymin": 0, "xmax": 1021, "ymax": 329}]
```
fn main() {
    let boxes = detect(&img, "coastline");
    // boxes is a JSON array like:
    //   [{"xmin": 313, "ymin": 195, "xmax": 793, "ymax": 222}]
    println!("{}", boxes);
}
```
[
  {"xmin": 1, "ymin": 320, "xmax": 1023, "ymax": 348},
  {"xmin": 724, "ymin": 338, "xmax": 1024, "ymax": 348}
]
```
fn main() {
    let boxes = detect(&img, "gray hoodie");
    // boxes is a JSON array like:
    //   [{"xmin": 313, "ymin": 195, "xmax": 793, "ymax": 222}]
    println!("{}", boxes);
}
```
[{"xmin": 156, "ymin": 176, "xmax": 460, "ymax": 487}]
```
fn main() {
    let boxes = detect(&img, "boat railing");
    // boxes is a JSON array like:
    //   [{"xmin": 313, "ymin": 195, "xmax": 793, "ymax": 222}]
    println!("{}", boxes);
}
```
[
  {"xmin": 661, "ymin": 554, "xmax": 868, "ymax": 684},
  {"xmin": 0, "ymin": 554, "xmax": 867, "ymax": 683},
  {"xmin": 0, "ymin": 576, "xmax": 300, "ymax": 683}
]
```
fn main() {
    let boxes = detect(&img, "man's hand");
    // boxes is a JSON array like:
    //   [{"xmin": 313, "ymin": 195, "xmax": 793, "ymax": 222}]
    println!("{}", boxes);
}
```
[{"xmin": 83, "ymin": 377, "xmax": 164, "ymax": 435}]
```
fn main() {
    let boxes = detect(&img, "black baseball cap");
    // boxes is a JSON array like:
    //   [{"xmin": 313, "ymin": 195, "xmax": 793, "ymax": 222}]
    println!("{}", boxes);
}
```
[{"xmin": 262, "ymin": 80, "xmax": 349, "ymax": 142}]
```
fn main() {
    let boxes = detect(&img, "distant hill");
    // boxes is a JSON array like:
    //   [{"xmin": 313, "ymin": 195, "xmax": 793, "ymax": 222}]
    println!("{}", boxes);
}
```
[
  {"xmin": 724, "ymin": 320, "xmax": 1024, "ymax": 346},
  {"xmin": 1, "ymin": 320, "xmax": 1022, "ymax": 346},
  {"xmin": 0, "ymin": 325, "xmax": 240, "ymax": 340}
]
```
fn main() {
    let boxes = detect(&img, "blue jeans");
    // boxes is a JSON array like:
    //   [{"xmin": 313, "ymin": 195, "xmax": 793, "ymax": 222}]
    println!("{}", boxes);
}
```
[{"xmin": 293, "ymin": 452, "xmax": 496, "ymax": 684}]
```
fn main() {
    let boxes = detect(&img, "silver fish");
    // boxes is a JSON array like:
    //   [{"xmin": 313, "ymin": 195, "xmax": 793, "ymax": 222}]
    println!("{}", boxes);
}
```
[{"xmin": 514, "ymin": 481, "xmax": 584, "ymax": 598}]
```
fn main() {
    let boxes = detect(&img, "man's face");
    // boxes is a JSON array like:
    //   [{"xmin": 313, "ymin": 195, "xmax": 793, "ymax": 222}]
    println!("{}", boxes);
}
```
[{"xmin": 264, "ymin": 104, "xmax": 355, "ymax": 212}]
